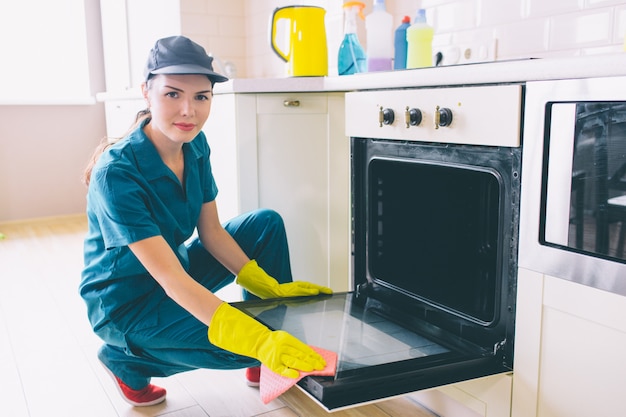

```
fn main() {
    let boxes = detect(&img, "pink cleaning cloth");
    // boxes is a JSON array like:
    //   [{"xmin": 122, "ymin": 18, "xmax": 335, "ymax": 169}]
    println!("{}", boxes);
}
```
[{"xmin": 259, "ymin": 346, "xmax": 337, "ymax": 404}]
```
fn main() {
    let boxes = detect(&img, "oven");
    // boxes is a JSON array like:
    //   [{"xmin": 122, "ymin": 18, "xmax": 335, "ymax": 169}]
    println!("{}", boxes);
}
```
[
  {"xmin": 235, "ymin": 83, "xmax": 524, "ymax": 411},
  {"xmin": 520, "ymin": 76, "xmax": 626, "ymax": 295}
]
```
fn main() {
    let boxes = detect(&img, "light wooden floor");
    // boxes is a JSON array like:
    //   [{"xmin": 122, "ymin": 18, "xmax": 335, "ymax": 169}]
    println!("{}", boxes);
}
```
[{"xmin": 0, "ymin": 215, "xmax": 437, "ymax": 417}]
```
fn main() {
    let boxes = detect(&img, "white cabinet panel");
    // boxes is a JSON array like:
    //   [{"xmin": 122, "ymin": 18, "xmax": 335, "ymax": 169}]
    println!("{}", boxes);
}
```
[
  {"xmin": 513, "ymin": 269, "xmax": 626, "ymax": 417},
  {"xmin": 538, "ymin": 306, "xmax": 626, "ymax": 417},
  {"xmin": 255, "ymin": 93, "xmax": 350, "ymax": 291},
  {"xmin": 100, "ymin": 0, "xmax": 181, "ymax": 91},
  {"xmin": 203, "ymin": 92, "xmax": 350, "ymax": 292},
  {"xmin": 413, "ymin": 374, "xmax": 512, "ymax": 417},
  {"xmin": 103, "ymin": 99, "xmax": 145, "ymax": 138},
  {"xmin": 203, "ymin": 94, "xmax": 258, "ymax": 221}
]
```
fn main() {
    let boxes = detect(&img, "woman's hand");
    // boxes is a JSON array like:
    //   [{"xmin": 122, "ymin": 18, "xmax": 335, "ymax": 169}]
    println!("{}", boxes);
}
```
[
  {"xmin": 236, "ymin": 260, "xmax": 333, "ymax": 299},
  {"xmin": 208, "ymin": 303, "xmax": 325, "ymax": 378}
]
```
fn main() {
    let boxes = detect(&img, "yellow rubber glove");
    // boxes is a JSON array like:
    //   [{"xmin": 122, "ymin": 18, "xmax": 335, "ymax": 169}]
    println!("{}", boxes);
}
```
[
  {"xmin": 236, "ymin": 260, "xmax": 333, "ymax": 299},
  {"xmin": 208, "ymin": 302, "xmax": 325, "ymax": 378}
]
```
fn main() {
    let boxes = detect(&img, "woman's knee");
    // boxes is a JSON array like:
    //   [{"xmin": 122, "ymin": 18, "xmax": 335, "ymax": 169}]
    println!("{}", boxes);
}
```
[
  {"xmin": 251, "ymin": 208, "xmax": 285, "ymax": 229},
  {"xmin": 225, "ymin": 208, "xmax": 290, "ymax": 262}
]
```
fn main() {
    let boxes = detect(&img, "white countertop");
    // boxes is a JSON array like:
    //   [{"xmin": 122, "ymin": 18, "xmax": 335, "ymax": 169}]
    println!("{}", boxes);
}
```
[{"xmin": 96, "ymin": 54, "xmax": 626, "ymax": 101}]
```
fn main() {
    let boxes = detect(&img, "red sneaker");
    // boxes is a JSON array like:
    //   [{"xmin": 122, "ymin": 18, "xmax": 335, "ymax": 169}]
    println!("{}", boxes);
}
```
[
  {"xmin": 100, "ymin": 360, "xmax": 166, "ymax": 407},
  {"xmin": 245, "ymin": 366, "xmax": 261, "ymax": 387}
]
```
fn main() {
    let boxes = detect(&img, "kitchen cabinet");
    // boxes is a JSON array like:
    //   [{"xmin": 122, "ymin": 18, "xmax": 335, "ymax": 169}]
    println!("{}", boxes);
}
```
[
  {"xmin": 102, "ymin": 98, "xmax": 145, "ymax": 138},
  {"xmin": 200, "ymin": 94, "xmax": 258, "ymax": 222},
  {"xmin": 411, "ymin": 374, "xmax": 512, "ymax": 417},
  {"xmin": 203, "ymin": 92, "xmax": 350, "ymax": 292},
  {"xmin": 100, "ymin": 0, "xmax": 180, "ymax": 91},
  {"xmin": 512, "ymin": 268, "xmax": 626, "ymax": 417}
]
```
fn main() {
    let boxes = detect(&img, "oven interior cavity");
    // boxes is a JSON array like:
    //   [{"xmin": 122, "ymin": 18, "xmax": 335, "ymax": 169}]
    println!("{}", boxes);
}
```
[{"xmin": 368, "ymin": 157, "xmax": 501, "ymax": 324}]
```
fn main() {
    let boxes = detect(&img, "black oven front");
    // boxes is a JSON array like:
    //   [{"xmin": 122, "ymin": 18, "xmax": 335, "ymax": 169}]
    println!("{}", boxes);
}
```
[
  {"xmin": 235, "ymin": 84, "xmax": 524, "ymax": 411},
  {"xmin": 351, "ymin": 138, "xmax": 520, "ymax": 352}
]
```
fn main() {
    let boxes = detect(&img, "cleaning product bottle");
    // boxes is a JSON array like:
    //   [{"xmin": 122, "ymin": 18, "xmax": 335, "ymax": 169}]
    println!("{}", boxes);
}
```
[
  {"xmin": 338, "ymin": 1, "xmax": 367, "ymax": 75},
  {"xmin": 365, "ymin": 0, "xmax": 393, "ymax": 72},
  {"xmin": 393, "ymin": 16, "xmax": 411, "ymax": 70},
  {"xmin": 406, "ymin": 9, "xmax": 434, "ymax": 69}
]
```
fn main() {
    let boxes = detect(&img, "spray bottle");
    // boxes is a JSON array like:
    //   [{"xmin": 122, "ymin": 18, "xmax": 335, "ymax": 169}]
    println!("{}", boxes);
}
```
[
  {"xmin": 365, "ymin": 0, "xmax": 393, "ymax": 71},
  {"xmin": 338, "ymin": 1, "xmax": 367, "ymax": 75}
]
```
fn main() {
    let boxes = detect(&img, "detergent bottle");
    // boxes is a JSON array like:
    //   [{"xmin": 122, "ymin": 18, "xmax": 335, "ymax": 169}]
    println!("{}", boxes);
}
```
[
  {"xmin": 338, "ymin": 1, "xmax": 367, "ymax": 75},
  {"xmin": 393, "ymin": 16, "xmax": 411, "ymax": 69},
  {"xmin": 365, "ymin": 0, "xmax": 393, "ymax": 71},
  {"xmin": 406, "ymin": 9, "xmax": 434, "ymax": 69}
]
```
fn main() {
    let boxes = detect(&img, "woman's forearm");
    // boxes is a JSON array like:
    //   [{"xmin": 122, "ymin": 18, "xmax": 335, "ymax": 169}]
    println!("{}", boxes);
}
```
[
  {"xmin": 129, "ymin": 235, "xmax": 223, "ymax": 326},
  {"xmin": 196, "ymin": 201, "xmax": 250, "ymax": 275}
]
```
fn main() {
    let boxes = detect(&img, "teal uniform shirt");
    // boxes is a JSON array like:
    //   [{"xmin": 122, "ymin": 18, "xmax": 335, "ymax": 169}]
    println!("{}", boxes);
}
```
[{"xmin": 79, "ymin": 120, "xmax": 218, "ymax": 346}]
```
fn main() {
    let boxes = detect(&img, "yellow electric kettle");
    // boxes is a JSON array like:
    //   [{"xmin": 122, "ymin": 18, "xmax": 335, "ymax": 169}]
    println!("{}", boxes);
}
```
[{"xmin": 270, "ymin": 6, "xmax": 328, "ymax": 77}]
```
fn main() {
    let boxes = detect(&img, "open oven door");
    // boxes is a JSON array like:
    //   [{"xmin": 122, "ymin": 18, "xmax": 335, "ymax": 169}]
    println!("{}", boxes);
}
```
[{"xmin": 233, "ymin": 290, "xmax": 512, "ymax": 412}]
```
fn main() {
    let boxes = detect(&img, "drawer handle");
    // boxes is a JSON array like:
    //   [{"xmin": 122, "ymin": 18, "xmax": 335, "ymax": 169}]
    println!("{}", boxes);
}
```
[{"xmin": 283, "ymin": 99, "xmax": 300, "ymax": 107}]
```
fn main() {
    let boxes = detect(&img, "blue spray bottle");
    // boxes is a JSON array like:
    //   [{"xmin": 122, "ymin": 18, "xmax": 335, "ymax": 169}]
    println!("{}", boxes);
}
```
[{"xmin": 338, "ymin": 1, "xmax": 366, "ymax": 76}]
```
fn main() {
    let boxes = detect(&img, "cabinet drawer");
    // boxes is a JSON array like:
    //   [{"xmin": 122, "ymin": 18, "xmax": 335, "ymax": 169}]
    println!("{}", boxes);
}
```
[{"xmin": 256, "ymin": 94, "xmax": 328, "ymax": 114}]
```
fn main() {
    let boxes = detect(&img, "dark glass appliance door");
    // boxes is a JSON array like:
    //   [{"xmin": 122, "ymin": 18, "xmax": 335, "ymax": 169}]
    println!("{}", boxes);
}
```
[
  {"xmin": 234, "ymin": 292, "xmax": 508, "ymax": 411},
  {"xmin": 542, "ymin": 101, "xmax": 626, "ymax": 262}
]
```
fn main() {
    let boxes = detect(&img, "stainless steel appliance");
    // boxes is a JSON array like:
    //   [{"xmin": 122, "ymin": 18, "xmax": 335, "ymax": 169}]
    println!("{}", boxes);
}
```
[
  {"xmin": 235, "ymin": 84, "xmax": 524, "ymax": 411},
  {"xmin": 520, "ymin": 76, "xmax": 626, "ymax": 296}
]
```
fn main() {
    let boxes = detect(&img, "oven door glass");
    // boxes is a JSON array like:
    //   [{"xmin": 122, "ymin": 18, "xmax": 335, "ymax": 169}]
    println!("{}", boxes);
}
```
[
  {"xmin": 234, "ymin": 292, "xmax": 509, "ymax": 411},
  {"xmin": 543, "ymin": 101, "xmax": 626, "ymax": 262}
]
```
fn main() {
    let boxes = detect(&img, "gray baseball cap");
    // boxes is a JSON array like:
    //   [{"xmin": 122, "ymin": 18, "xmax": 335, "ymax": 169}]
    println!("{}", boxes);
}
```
[{"xmin": 144, "ymin": 36, "xmax": 228, "ymax": 83}]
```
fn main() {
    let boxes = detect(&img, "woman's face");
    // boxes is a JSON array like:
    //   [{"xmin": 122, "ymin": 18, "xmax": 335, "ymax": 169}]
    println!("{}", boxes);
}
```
[{"xmin": 142, "ymin": 74, "xmax": 213, "ymax": 147}]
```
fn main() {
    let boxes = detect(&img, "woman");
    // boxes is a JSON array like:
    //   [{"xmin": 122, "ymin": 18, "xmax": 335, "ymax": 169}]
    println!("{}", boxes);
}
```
[{"xmin": 79, "ymin": 36, "xmax": 332, "ymax": 407}]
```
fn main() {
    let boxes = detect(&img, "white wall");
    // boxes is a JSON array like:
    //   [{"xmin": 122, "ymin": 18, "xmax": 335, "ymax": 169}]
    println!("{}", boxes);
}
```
[
  {"xmin": 182, "ymin": 0, "xmax": 626, "ymax": 78},
  {"xmin": 0, "ymin": 0, "xmax": 106, "ymax": 223}
]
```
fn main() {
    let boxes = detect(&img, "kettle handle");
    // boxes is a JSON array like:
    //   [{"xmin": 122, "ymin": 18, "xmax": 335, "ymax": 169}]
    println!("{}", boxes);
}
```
[{"xmin": 270, "ymin": 7, "xmax": 290, "ymax": 62}]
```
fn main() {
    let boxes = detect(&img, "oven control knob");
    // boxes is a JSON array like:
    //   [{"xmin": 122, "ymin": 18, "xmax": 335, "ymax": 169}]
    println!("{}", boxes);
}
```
[
  {"xmin": 405, "ymin": 107, "xmax": 422, "ymax": 128},
  {"xmin": 379, "ymin": 106, "xmax": 395, "ymax": 127},
  {"xmin": 435, "ymin": 106, "xmax": 453, "ymax": 129}
]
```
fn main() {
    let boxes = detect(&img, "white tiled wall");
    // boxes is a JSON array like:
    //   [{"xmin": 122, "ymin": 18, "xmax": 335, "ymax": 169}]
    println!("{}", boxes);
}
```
[
  {"xmin": 180, "ymin": 0, "xmax": 247, "ymax": 78},
  {"xmin": 181, "ymin": 0, "xmax": 626, "ymax": 79}
]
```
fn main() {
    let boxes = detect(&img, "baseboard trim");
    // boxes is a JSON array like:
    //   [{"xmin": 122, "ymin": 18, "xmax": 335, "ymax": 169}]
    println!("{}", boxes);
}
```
[{"xmin": 0, "ymin": 213, "xmax": 87, "ymax": 227}]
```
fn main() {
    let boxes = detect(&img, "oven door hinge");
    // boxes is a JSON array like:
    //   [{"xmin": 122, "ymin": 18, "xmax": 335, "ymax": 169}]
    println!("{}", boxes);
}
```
[
  {"xmin": 355, "ymin": 282, "xmax": 372, "ymax": 299},
  {"xmin": 493, "ymin": 339, "xmax": 506, "ymax": 355}
]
